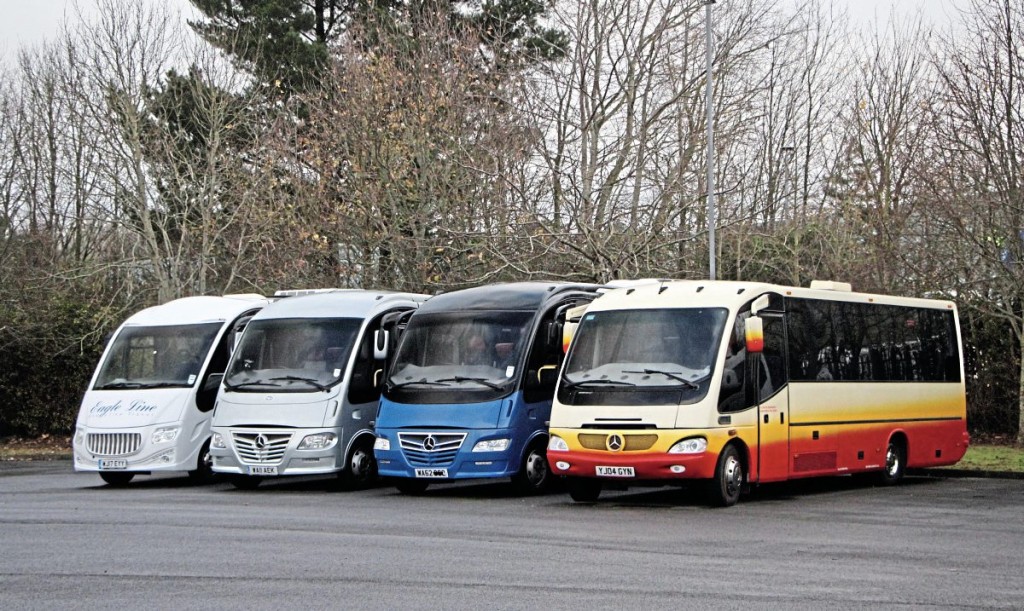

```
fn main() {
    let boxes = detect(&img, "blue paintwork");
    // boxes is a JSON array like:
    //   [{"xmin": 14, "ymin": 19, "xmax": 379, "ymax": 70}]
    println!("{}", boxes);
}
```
[
  {"xmin": 373, "ymin": 282, "xmax": 604, "ymax": 486},
  {"xmin": 374, "ymin": 390, "xmax": 551, "ymax": 480}
]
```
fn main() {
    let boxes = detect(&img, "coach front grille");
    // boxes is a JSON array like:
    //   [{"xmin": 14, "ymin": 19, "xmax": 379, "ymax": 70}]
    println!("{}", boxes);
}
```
[
  {"xmin": 87, "ymin": 432, "xmax": 142, "ymax": 457},
  {"xmin": 232, "ymin": 432, "xmax": 292, "ymax": 464},
  {"xmin": 398, "ymin": 432, "xmax": 466, "ymax": 467}
]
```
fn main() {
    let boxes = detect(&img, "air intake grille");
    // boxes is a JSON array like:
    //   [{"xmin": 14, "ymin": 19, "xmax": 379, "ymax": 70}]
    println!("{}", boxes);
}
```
[
  {"xmin": 232, "ymin": 432, "xmax": 292, "ymax": 464},
  {"xmin": 578, "ymin": 433, "xmax": 658, "ymax": 451},
  {"xmin": 87, "ymin": 433, "xmax": 142, "ymax": 457},
  {"xmin": 398, "ymin": 432, "xmax": 466, "ymax": 467}
]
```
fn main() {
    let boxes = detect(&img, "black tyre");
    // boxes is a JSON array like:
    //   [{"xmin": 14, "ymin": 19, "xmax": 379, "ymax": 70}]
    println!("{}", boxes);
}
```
[
  {"xmin": 877, "ymin": 438, "xmax": 907, "ymax": 486},
  {"xmin": 394, "ymin": 479, "xmax": 429, "ymax": 495},
  {"xmin": 229, "ymin": 475, "xmax": 262, "ymax": 490},
  {"xmin": 567, "ymin": 477, "xmax": 601, "ymax": 502},
  {"xmin": 708, "ymin": 444, "xmax": 744, "ymax": 507},
  {"xmin": 511, "ymin": 441, "xmax": 551, "ymax": 495},
  {"xmin": 339, "ymin": 438, "xmax": 378, "ymax": 490},
  {"xmin": 100, "ymin": 472, "xmax": 135, "ymax": 487},
  {"xmin": 187, "ymin": 440, "xmax": 214, "ymax": 483}
]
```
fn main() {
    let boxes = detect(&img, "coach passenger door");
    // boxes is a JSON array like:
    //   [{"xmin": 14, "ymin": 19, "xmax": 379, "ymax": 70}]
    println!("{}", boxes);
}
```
[{"xmin": 748, "ymin": 294, "xmax": 790, "ymax": 483}]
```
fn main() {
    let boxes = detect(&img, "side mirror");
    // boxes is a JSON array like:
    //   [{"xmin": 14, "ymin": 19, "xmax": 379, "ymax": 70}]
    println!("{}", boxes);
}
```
[
  {"xmin": 561, "ymin": 303, "xmax": 591, "ymax": 353},
  {"xmin": 374, "ymin": 330, "xmax": 389, "ymax": 360},
  {"xmin": 742, "ymin": 318, "xmax": 763, "ymax": 407},
  {"xmin": 543, "ymin": 321, "xmax": 563, "ymax": 352},
  {"xmin": 196, "ymin": 373, "xmax": 224, "ymax": 412},
  {"xmin": 744, "ymin": 316, "xmax": 764, "ymax": 354},
  {"xmin": 202, "ymin": 373, "xmax": 224, "ymax": 393}
]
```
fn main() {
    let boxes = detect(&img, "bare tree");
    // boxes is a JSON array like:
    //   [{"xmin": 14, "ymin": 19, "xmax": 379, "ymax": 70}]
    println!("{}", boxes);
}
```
[
  {"xmin": 930, "ymin": 0, "xmax": 1024, "ymax": 442},
  {"xmin": 825, "ymin": 15, "xmax": 936, "ymax": 293},
  {"xmin": 65, "ymin": 0, "xmax": 279, "ymax": 302},
  {"xmin": 516, "ymin": 0, "xmax": 780, "ymax": 282},
  {"xmin": 724, "ymin": 0, "xmax": 853, "ymax": 285}
]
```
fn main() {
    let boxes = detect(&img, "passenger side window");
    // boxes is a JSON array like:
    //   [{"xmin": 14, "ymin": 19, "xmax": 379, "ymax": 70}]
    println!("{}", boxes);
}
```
[
  {"xmin": 718, "ymin": 309, "xmax": 749, "ymax": 413},
  {"xmin": 719, "ymin": 297, "xmax": 786, "ymax": 412},
  {"xmin": 348, "ymin": 311, "xmax": 405, "ymax": 405},
  {"xmin": 760, "ymin": 314, "xmax": 786, "ymax": 401},
  {"xmin": 523, "ymin": 301, "xmax": 582, "ymax": 404},
  {"xmin": 195, "ymin": 334, "xmax": 228, "ymax": 413}
]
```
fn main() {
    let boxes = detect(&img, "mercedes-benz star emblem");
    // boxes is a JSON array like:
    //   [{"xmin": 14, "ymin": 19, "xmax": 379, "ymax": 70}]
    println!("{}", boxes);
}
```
[
  {"xmin": 254, "ymin": 434, "xmax": 269, "ymax": 450},
  {"xmin": 423, "ymin": 435, "xmax": 436, "ymax": 451},
  {"xmin": 607, "ymin": 434, "xmax": 623, "ymax": 452}
]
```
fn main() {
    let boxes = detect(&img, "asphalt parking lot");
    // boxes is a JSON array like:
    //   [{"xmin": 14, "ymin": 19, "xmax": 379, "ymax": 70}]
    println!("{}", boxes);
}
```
[{"xmin": 2, "ymin": 461, "xmax": 1022, "ymax": 610}]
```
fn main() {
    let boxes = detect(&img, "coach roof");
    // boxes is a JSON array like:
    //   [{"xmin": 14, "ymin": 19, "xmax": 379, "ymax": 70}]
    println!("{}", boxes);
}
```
[
  {"xmin": 417, "ymin": 282, "xmax": 603, "ymax": 313},
  {"xmin": 252, "ymin": 289, "xmax": 428, "ymax": 320},
  {"xmin": 589, "ymin": 280, "xmax": 955, "ymax": 312},
  {"xmin": 124, "ymin": 294, "xmax": 267, "ymax": 326}
]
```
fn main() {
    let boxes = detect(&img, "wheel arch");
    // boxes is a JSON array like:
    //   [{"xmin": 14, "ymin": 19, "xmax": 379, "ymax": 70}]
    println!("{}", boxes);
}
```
[
  {"xmin": 723, "ymin": 437, "xmax": 751, "ymax": 480},
  {"xmin": 888, "ymin": 429, "xmax": 909, "ymax": 463},
  {"xmin": 343, "ymin": 428, "xmax": 377, "ymax": 466},
  {"xmin": 520, "ymin": 430, "xmax": 549, "ymax": 461}
]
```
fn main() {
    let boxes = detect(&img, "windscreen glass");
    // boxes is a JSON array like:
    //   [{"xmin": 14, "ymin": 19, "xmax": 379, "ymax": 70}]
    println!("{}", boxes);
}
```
[
  {"xmin": 559, "ymin": 308, "xmax": 728, "ymax": 406},
  {"xmin": 94, "ymin": 323, "xmax": 222, "ymax": 389},
  {"xmin": 386, "ymin": 311, "xmax": 533, "ymax": 401},
  {"xmin": 224, "ymin": 318, "xmax": 361, "ymax": 392}
]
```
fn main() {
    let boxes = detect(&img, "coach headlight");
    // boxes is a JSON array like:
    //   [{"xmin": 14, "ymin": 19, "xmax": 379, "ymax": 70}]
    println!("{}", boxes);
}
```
[
  {"xmin": 297, "ymin": 433, "xmax": 337, "ymax": 450},
  {"xmin": 547, "ymin": 435, "xmax": 569, "ymax": 452},
  {"xmin": 473, "ymin": 438, "xmax": 510, "ymax": 452},
  {"xmin": 152, "ymin": 427, "xmax": 179, "ymax": 444},
  {"xmin": 668, "ymin": 437, "xmax": 707, "ymax": 454}
]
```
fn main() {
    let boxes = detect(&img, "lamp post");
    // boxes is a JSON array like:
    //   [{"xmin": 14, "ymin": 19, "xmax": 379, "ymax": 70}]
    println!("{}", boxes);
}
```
[{"xmin": 705, "ymin": 0, "xmax": 716, "ymax": 280}]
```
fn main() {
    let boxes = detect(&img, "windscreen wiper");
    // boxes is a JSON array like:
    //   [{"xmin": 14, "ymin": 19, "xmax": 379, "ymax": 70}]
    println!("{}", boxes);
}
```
[
  {"xmin": 223, "ymin": 379, "xmax": 282, "ymax": 391},
  {"xmin": 562, "ymin": 379, "xmax": 637, "ymax": 390},
  {"xmin": 95, "ymin": 381, "xmax": 144, "ymax": 389},
  {"xmin": 622, "ymin": 369, "xmax": 699, "ymax": 389},
  {"xmin": 270, "ymin": 376, "xmax": 330, "ymax": 392},
  {"xmin": 434, "ymin": 376, "xmax": 504, "ymax": 391},
  {"xmin": 135, "ymin": 382, "xmax": 190, "ymax": 389},
  {"xmin": 387, "ymin": 378, "xmax": 452, "ymax": 390}
]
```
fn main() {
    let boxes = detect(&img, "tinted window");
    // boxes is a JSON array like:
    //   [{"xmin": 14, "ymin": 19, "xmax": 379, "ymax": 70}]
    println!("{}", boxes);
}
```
[{"xmin": 786, "ymin": 298, "xmax": 960, "ymax": 383}]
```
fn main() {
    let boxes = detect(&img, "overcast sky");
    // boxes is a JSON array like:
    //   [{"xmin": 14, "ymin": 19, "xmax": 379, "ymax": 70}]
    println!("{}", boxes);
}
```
[{"xmin": 0, "ymin": 0, "xmax": 975, "ymax": 63}]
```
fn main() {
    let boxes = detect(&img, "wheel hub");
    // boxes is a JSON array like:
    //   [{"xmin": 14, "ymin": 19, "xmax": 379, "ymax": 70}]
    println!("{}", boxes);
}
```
[
  {"xmin": 724, "ymin": 456, "xmax": 742, "ymax": 495},
  {"xmin": 525, "ymin": 452, "xmax": 548, "ymax": 485}
]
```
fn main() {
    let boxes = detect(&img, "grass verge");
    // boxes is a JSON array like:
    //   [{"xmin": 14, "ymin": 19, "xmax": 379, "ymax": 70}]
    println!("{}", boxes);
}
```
[
  {"xmin": 947, "ymin": 443, "xmax": 1024, "ymax": 472},
  {"xmin": 0, "ymin": 435, "xmax": 72, "ymax": 461}
]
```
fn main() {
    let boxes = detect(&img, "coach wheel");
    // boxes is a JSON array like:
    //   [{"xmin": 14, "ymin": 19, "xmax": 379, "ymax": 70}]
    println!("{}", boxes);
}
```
[
  {"xmin": 188, "ymin": 440, "xmax": 214, "ymax": 483},
  {"xmin": 100, "ymin": 472, "xmax": 135, "ymax": 487},
  {"xmin": 395, "ymin": 479, "xmax": 429, "ymax": 495},
  {"xmin": 340, "ymin": 439, "xmax": 378, "ymax": 489},
  {"xmin": 567, "ymin": 478, "xmax": 601, "ymax": 503},
  {"xmin": 229, "ymin": 475, "xmax": 262, "ymax": 490},
  {"xmin": 878, "ymin": 438, "xmax": 907, "ymax": 486},
  {"xmin": 709, "ymin": 445, "xmax": 744, "ymax": 507},
  {"xmin": 511, "ymin": 441, "xmax": 550, "ymax": 495}
]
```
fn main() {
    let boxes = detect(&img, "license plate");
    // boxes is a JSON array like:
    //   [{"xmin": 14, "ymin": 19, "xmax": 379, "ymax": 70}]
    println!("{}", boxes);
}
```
[
  {"xmin": 414, "ymin": 468, "xmax": 448, "ymax": 478},
  {"xmin": 98, "ymin": 459, "xmax": 128, "ymax": 470},
  {"xmin": 248, "ymin": 465, "xmax": 278, "ymax": 476},
  {"xmin": 596, "ymin": 466, "xmax": 635, "ymax": 477}
]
